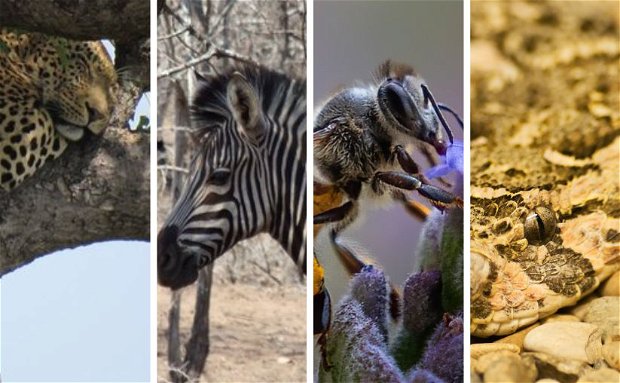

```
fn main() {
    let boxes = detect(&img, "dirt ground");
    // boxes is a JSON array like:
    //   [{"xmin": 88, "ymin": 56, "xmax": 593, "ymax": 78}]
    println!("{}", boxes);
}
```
[{"xmin": 157, "ymin": 280, "xmax": 306, "ymax": 383}]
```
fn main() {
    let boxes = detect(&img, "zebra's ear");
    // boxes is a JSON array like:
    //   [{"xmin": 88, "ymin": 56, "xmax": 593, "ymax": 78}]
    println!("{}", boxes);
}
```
[
  {"xmin": 192, "ymin": 69, "xmax": 210, "ymax": 84},
  {"xmin": 227, "ymin": 72, "xmax": 264, "ymax": 145}
]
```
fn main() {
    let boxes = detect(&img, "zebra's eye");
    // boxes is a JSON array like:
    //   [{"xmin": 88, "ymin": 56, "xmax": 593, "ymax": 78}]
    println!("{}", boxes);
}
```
[
  {"xmin": 209, "ymin": 169, "xmax": 230, "ymax": 186},
  {"xmin": 524, "ymin": 206, "xmax": 556, "ymax": 245}
]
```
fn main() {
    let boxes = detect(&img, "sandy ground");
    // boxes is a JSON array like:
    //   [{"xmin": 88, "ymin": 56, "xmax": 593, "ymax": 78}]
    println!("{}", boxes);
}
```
[{"xmin": 158, "ymin": 281, "xmax": 306, "ymax": 383}]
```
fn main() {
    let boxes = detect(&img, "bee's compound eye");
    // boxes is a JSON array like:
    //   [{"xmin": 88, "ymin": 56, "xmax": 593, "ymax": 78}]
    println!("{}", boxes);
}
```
[{"xmin": 524, "ymin": 206, "xmax": 556, "ymax": 245}]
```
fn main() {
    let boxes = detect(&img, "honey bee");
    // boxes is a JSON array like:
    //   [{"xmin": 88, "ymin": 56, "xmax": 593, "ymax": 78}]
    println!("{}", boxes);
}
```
[
  {"xmin": 313, "ymin": 60, "xmax": 463, "ymax": 368},
  {"xmin": 314, "ymin": 60, "xmax": 462, "ymax": 232}
]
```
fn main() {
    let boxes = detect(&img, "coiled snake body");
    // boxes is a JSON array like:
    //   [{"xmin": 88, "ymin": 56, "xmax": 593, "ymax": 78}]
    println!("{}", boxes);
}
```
[{"xmin": 470, "ymin": 1, "xmax": 620, "ymax": 337}]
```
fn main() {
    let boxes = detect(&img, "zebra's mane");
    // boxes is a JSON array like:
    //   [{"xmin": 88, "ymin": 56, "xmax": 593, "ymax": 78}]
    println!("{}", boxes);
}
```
[{"xmin": 190, "ymin": 64, "xmax": 306, "ymax": 138}]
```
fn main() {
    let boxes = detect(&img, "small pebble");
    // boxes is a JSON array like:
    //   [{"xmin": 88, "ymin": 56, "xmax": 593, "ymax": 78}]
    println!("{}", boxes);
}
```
[
  {"xmin": 523, "ymin": 322, "xmax": 603, "ymax": 364},
  {"xmin": 535, "ymin": 379, "xmax": 560, "ymax": 383},
  {"xmin": 495, "ymin": 323, "xmax": 539, "ymax": 350},
  {"xmin": 542, "ymin": 314, "xmax": 581, "ymax": 323},
  {"xmin": 579, "ymin": 297, "xmax": 620, "ymax": 341},
  {"xmin": 571, "ymin": 295, "xmax": 599, "ymax": 319},
  {"xmin": 601, "ymin": 271, "xmax": 620, "ymax": 296},
  {"xmin": 471, "ymin": 343, "xmax": 520, "ymax": 359},
  {"xmin": 477, "ymin": 351, "xmax": 516, "ymax": 372},
  {"xmin": 602, "ymin": 340, "xmax": 620, "ymax": 370},
  {"xmin": 479, "ymin": 351, "xmax": 537, "ymax": 383},
  {"xmin": 577, "ymin": 367, "xmax": 620, "ymax": 382},
  {"xmin": 580, "ymin": 297, "xmax": 620, "ymax": 324},
  {"xmin": 522, "ymin": 352, "xmax": 589, "ymax": 381},
  {"xmin": 276, "ymin": 356, "xmax": 291, "ymax": 364}
]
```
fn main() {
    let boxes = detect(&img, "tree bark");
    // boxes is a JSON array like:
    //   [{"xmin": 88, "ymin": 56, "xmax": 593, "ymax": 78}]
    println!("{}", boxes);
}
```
[
  {"xmin": 0, "ymin": 0, "xmax": 150, "ymax": 42},
  {"xmin": 0, "ymin": 89, "xmax": 150, "ymax": 276},
  {"xmin": 0, "ymin": 0, "xmax": 152, "ymax": 275}
]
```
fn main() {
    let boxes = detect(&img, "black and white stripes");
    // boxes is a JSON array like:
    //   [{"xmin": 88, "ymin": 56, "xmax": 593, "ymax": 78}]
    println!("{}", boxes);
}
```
[{"xmin": 158, "ymin": 65, "xmax": 306, "ymax": 289}]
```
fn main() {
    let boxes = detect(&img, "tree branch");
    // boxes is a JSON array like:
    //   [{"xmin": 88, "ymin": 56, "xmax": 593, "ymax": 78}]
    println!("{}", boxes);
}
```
[
  {"xmin": 0, "ymin": 0, "xmax": 150, "ymax": 42},
  {"xmin": 0, "ymin": 88, "xmax": 149, "ymax": 276},
  {"xmin": 0, "ymin": 0, "xmax": 152, "ymax": 90},
  {"xmin": 157, "ymin": 46, "xmax": 257, "ymax": 78}
]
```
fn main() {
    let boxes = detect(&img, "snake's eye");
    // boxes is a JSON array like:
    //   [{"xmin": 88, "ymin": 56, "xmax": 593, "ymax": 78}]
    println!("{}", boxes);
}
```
[{"xmin": 524, "ymin": 206, "xmax": 556, "ymax": 245}]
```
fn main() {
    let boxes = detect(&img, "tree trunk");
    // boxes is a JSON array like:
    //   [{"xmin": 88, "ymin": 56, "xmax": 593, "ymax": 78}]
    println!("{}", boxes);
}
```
[
  {"xmin": 0, "ymin": 88, "xmax": 149, "ymax": 275},
  {"xmin": 0, "ymin": 0, "xmax": 150, "ymax": 42},
  {"xmin": 0, "ymin": 0, "xmax": 151, "ymax": 275}
]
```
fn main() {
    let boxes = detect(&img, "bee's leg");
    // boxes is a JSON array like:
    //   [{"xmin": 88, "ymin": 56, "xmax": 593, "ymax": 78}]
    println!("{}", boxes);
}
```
[
  {"xmin": 329, "ymin": 229, "xmax": 401, "ymax": 321},
  {"xmin": 393, "ymin": 145, "xmax": 453, "ymax": 188},
  {"xmin": 392, "ymin": 145, "xmax": 421, "ymax": 175},
  {"xmin": 396, "ymin": 194, "xmax": 431, "ymax": 221},
  {"xmin": 389, "ymin": 148, "xmax": 437, "ymax": 219},
  {"xmin": 313, "ymin": 201, "xmax": 354, "ymax": 225},
  {"xmin": 328, "ymin": 229, "xmax": 365, "ymax": 275},
  {"xmin": 375, "ymin": 171, "xmax": 463, "ymax": 209}
]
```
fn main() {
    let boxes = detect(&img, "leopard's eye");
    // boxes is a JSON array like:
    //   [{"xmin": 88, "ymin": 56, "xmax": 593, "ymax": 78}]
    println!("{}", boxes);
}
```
[{"xmin": 524, "ymin": 206, "xmax": 556, "ymax": 245}]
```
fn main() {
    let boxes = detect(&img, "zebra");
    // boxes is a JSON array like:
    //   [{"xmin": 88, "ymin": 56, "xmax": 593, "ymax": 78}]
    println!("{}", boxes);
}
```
[{"xmin": 158, "ymin": 65, "xmax": 306, "ymax": 289}]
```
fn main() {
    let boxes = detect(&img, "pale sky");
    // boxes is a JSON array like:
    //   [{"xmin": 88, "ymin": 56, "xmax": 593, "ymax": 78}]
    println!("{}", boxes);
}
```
[{"xmin": 0, "ymin": 241, "xmax": 150, "ymax": 382}]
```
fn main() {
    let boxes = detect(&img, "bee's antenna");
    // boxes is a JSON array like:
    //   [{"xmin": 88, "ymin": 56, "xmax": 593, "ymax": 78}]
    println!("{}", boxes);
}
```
[
  {"xmin": 437, "ymin": 103, "xmax": 463, "ymax": 129},
  {"xmin": 421, "ymin": 84, "xmax": 454, "ymax": 145}
]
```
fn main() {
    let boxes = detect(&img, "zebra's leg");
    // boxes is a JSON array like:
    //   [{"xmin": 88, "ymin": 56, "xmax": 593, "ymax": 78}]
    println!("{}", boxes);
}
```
[{"xmin": 375, "ymin": 171, "xmax": 463, "ymax": 210}]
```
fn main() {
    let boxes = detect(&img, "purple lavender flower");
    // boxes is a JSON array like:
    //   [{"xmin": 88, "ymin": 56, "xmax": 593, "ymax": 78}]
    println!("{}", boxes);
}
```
[{"xmin": 425, "ymin": 140, "xmax": 463, "ymax": 179}]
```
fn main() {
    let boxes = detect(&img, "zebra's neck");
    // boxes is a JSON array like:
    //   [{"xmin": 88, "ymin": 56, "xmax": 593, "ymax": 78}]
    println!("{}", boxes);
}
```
[{"xmin": 263, "ymin": 80, "xmax": 307, "ymax": 273}]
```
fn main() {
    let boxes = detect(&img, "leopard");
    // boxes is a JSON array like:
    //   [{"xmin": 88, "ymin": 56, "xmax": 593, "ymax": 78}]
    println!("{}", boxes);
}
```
[{"xmin": 0, "ymin": 28, "xmax": 117, "ymax": 191}]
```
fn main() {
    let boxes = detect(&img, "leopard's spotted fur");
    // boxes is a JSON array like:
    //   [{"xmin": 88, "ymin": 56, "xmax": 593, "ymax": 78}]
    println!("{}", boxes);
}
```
[{"xmin": 0, "ymin": 29, "xmax": 116, "ymax": 191}]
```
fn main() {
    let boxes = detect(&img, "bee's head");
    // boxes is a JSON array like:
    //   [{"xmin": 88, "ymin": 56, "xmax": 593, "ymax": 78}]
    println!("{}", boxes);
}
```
[{"xmin": 375, "ymin": 60, "xmax": 448, "ymax": 154}]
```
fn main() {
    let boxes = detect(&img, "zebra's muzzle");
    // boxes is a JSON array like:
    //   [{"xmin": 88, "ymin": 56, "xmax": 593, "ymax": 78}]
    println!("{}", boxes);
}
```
[{"xmin": 157, "ymin": 225, "xmax": 199, "ymax": 290}]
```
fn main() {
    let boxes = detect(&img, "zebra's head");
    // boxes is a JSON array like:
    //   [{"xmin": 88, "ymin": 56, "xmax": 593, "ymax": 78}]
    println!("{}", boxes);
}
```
[{"xmin": 158, "ymin": 66, "xmax": 306, "ymax": 289}]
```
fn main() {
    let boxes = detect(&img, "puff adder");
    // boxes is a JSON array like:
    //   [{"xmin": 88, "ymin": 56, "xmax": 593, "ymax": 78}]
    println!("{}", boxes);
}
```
[{"xmin": 470, "ymin": 1, "xmax": 620, "ymax": 337}]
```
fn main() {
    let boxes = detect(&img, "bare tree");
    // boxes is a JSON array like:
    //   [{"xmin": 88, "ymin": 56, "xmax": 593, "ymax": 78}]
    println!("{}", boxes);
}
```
[{"xmin": 0, "ymin": 0, "xmax": 151, "ymax": 275}]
